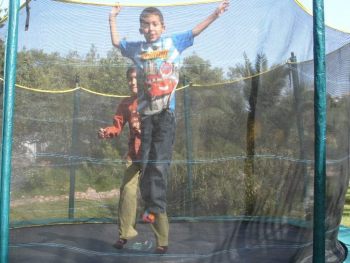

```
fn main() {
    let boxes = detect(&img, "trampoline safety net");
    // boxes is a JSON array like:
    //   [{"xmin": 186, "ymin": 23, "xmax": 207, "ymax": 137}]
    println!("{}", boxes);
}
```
[{"xmin": 1, "ymin": 0, "xmax": 350, "ymax": 262}]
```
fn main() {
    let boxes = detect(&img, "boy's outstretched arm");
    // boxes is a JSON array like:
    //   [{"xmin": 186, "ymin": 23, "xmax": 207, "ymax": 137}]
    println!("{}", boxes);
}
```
[
  {"xmin": 192, "ymin": 0, "xmax": 229, "ymax": 37},
  {"xmin": 109, "ymin": 5, "xmax": 122, "ymax": 48}
]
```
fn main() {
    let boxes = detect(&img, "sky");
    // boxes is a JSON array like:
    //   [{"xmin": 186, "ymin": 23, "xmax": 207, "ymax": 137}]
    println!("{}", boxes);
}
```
[
  {"xmin": 1, "ymin": 0, "xmax": 349, "ymax": 32},
  {"xmin": 299, "ymin": 0, "xmax": 350, "ymax": 32},
  {"xmin": 0, "ymin": 0, "xmax": 349, "ymax": 69}
]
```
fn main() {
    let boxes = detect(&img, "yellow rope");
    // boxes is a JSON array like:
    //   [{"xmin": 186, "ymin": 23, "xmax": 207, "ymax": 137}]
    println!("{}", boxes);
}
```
[
  {"xmin": 294, "ymin": 0, "xmax": 311, "ymax": 16},
  {"xmin": 80, "ymin": 87, "xmax": 129, "ymax": 97},
  {"xmin": 0, "ymin": 16, "xmax": 7, "ymax": 24},
  {"xmin": 175, "ymin": 84, "xmax": 190, "ymax": 91},
  {"xmin": 0, "ymin": 62, "xmax": 291, "ymax": 95},
  {"xmin": 294, "ymin": 0, "xmax": 350, "ymax": 34},
  {"xmin": 54, "ymin": 0, "xmax": 221, "ymax": 7},
  {"xmin": 188, "ymin": 63, "xmax": 288, "ymax": 88},
  {"xmin": 0, "ymin": 78, "xmax": 130, "ymax": 96},
  {"xmin": 14, "ymin": 82, "xmax": 79, "ymax": 94}
]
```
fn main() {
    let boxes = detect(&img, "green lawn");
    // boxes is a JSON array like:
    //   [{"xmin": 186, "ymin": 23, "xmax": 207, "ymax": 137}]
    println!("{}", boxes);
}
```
[
  {"xmin": 341, "ymin": 188, "xmax": 350, "ymax": 227},
  {"xmin": 11, "ymin": 198, "xmax": 118, "ymax": 223},
  {"xmin": 9, "ymin": 190, "xmax": 350, "ymax": 227}
]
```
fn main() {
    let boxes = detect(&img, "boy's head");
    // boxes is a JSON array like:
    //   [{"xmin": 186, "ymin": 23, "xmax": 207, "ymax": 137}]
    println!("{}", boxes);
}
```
[
  {"xmin": 139, "ymin": 7, "xmax": 165, "ymax": 43},
  {"xmin": 126, "ymin": 66, "xmax": 137, "ymax": 95}
]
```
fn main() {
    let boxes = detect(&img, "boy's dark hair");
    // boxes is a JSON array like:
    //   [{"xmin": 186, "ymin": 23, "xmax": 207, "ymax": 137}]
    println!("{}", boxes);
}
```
[
  {"xmin": 126, "ymin": 66, "xmax": 136, "ymax": 79},
  {"xmin": 140, "ymin": 7, "xmax": 164, "ymax": 25}
]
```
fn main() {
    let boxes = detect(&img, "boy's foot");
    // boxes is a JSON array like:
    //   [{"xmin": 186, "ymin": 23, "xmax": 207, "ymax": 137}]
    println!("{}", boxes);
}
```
[
  {"xmin": 113, "ymin": 238, "xmax": 127, "ymax": 249},
  {"xmin": 142, "ymin": 211, "xmax": 156, "ymax": 224},
  {"xmin": 155, "ymin": 246, "xmax": 168, "ymax": 254},
  {"xmin": 129, "ymin": 240, "xmax": 153, "ymax": 251}
]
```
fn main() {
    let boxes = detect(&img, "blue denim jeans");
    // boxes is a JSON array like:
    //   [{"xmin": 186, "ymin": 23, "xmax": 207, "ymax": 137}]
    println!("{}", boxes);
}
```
[{"xmin": 140, "ymin": 109, "xmax": 176, "ymax": 214}]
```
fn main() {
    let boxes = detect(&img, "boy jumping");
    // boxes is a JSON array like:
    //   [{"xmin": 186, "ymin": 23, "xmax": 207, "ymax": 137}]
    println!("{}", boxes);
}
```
[
  {"xmin": 109, "ymin": 0, "xmax": 229, "ymax": 253},
  {"xmin": 98, "ymin": 67, "xmax": 141, "ymax": 250}
]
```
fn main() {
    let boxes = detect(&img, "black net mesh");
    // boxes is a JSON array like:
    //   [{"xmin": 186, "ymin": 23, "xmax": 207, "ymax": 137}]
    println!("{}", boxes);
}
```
[{"xmin": 1, "ymin": 0, "xmax": 350, "ymax": 262}]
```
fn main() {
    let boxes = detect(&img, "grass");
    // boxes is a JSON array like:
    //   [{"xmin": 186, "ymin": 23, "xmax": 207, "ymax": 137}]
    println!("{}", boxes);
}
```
[
  {"xmin": 9, "ymin": 188, "xmax": 350, "ymax": 227},
  {"xmin": 341, "ymin": 187, "xmax": 350, "ymax": 227},
  {"xmin": 11, "ymin": 198, "xmax": 118, "ymax": 223}
]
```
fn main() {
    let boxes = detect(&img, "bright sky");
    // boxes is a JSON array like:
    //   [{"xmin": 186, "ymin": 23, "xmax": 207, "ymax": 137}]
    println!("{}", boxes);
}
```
[
  {"xmin": 299, "ymin": 0, "xmax": 350, "ymax": 32},
  {"xmin": 1, "ymin": 0, "xmax": 350, "ymax": 32},
  {"xmin": 0, "ymin": 0, "xmax": 349, "ymax": 68}
]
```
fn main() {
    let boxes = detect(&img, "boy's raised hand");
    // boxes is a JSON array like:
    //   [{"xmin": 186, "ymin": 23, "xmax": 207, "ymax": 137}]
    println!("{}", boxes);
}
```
[
  {"xmin": 110, "ymin": 4, "xmax": 121, "ymax": 17},
  {"xmin": 109, "ymin": 3, "xmax": 122, "ymax": 48},
  {"xmin": 215, "ymin": 0, "xmax": 230, "ymax": 17},
  {"xmin": 192, "ymin": 0, "xmax": 229, "ymax": 36}
]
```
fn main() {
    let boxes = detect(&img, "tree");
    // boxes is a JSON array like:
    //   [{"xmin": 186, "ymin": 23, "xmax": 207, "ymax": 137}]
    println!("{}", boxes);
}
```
[
  {"xmin": 228, "ymin": 53, "xmax": 291, "ymax": 215},
  {"xmin": 180, "ymin": 53, "xmax": 224, "ymax": 85}
]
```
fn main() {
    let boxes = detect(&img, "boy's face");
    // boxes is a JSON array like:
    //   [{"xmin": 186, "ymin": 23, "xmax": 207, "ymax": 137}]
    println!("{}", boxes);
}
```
[
  {"xmin": 139, "ymin": 14, "xmax": 165, "ymax": 43},
  {"xmin": 127, "ymin": 70, "xmax": 138, "ymax": 95}
]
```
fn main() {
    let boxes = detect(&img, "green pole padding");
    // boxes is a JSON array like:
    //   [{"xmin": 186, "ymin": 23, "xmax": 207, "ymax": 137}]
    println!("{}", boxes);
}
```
[
  {"xmin": 289, "ymin": 53, "xmax": 309, "ymax": 207},
  {"xmin": 68, "ymin": 76, "xmax": 81, "ymax": 219},
  {"xmin": 290, "ymin": 53, "xmax": 306, "ymax": 162},
  {"xmin": 183, "ymin": 77, "xmax": 193, "ymax": 216},
  {"xmin": 312, "ymin": 0, "xmax": 327, "ymax": 262},
  {"xmin": 0, "ymin": 0, "xmax": 20, "ymax": 262}
]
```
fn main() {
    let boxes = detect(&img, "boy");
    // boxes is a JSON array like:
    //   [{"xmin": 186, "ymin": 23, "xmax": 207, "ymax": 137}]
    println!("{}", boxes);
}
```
[
  {"xmin": 109, "ymin": 0, "xmax": 230, "ymax": 253},
  {"xmin": 98, "ymin": 66, "xmax": 141, "ymax": 249}
]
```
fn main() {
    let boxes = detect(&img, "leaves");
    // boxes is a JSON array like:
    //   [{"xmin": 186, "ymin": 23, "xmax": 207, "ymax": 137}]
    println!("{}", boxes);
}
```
[{"xmin": 0, "ymin": 43, "xmax": 348, "ymax": 220}]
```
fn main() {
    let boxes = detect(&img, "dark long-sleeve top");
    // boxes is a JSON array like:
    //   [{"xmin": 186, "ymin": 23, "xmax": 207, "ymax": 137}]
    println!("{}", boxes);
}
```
[{"xmin": 103, "ymin": 95, "xmax": 141, "ymax": 161}]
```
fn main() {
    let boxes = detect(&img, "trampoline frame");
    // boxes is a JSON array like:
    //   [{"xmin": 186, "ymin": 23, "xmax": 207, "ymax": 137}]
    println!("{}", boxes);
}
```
[{"xmin": 0, "ymin": 0, "xmax": 330, "ymax": 262}]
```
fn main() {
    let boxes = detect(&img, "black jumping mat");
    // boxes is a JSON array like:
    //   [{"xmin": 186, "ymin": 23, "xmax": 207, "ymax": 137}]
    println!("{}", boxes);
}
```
[{"xmin": 9, "ymin": 220, "xmax": 346, "ymax": 263}]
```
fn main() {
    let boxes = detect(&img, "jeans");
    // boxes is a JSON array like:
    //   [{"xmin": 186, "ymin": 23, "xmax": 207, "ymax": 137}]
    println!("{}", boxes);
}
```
[{"xmin": 140, "ymin": 109, "xmax": 176, "ymax": 214}]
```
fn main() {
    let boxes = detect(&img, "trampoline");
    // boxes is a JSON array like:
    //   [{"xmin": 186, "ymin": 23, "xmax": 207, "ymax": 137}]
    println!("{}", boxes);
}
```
[
  {"xmin": 9, "ymin": 220, "xmax": 346, "ymax": 263},
  {"xmin": 1, "ymin": 0, "xmax": 350, "ymax": 262}
]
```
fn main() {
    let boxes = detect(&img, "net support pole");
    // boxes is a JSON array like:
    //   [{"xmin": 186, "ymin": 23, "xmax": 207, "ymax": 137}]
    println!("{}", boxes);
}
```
[
  {"xmin": 183, "ymin": 77, "xmax": 193, "ymax": 216},
  {"xmin": 312, "ymin": 0, "xmax": 326, "ymax": 262},
  {"xmin": 68, "ymin": 76, "xmax": 80, "ymax": 219},
  {"xmin": 0, "ymin": 0, "xmax": 20, "ymax": 262},
  {"xmin": 290, "ymin": 53, "xmax": 306, "ymax": 163},
  {"xmin": 289, "ymin": 53, "xmax": 308, "ymax": 205}
]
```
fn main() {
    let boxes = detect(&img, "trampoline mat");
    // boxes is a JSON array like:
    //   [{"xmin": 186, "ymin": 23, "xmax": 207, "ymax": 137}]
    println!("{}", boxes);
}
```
[{"xmin": 9, "ymin": 220, "xmax": 346, "ymax": 263}]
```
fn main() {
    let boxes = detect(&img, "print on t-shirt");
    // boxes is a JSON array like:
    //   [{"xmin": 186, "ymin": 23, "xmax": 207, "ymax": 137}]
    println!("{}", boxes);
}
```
[{"xmin": 141, "ymin": 47, "xmax": 178, "ymax": 98}]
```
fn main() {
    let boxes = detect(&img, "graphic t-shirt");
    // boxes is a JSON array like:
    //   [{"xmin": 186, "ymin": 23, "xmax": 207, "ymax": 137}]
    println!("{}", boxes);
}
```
[{"xmin": 120, "ymin": 30, "xmax": 194, "ymax": 115}]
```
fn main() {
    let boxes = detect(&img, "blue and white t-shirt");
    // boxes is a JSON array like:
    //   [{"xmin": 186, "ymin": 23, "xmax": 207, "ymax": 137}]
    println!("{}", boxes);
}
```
[{"xmin": 120, "ymin": 30, "xmax": 194, "ymax": 115}]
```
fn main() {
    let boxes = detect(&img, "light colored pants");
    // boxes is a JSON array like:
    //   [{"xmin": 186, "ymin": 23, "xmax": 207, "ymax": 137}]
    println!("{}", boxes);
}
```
[
  {"xmin": 118, "ymin": 162, "xmax": 169, "ymax": 247},
  {"xmin": 150, "ymin": 212, "xmax": 169, "ymax": 247},
  {"xmin": 118, "ymin": 162, "xmax": 140, "ymax": 240}
]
